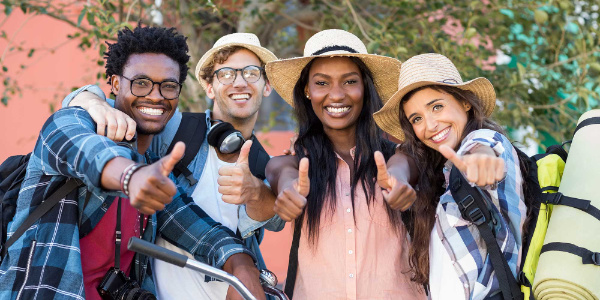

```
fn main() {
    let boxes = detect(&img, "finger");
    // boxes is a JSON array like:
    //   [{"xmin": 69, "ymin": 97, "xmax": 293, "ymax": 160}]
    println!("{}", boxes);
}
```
[
  {"xmin": 296, "ymin": 157, "xmax": 310, "ymax": 197},
  {"xmin": 486, "ymin": 158, "xmax": 497, "ymax": 186},
  {"xmin": 114, "ymin": 117, "xmax": 128, "ymax": 142},
  {"xmin": 105, "ymin": 115, "xmax": 118, "ymax": 141},
  {"xmin": 125, "ymin": 115, "xmax": 137, "ymax": 141},
  {"xmin": 495, "ymin": 159, "xmax": 505, "ymax": 181},
  {"xmin": 221, "ymin": 194, "xmax": 243, "ymax": 205},
  {"xmin": 439, "ymin": 145, "xmax": 467, "ymax": 172},
  {"xmin": 160, "ymin": 141, "xmax": 185, "ymax": 176},
  {"xmin": 218, "ymin": 166, "xmax": 236, "ymax": 177},
  {"xmin": 217, "ymin": 175, "xmax": 234, "ymax": 187},
  {"xmin": 219, "ymin": 185, "xmax": 241, "ymax": 197},
  {"xmin": 95, "ymin": 119, "xmax": 107, "ymax": 137},
  {"xmin": 236, "ymin": 140, "xmax": 252, "ymax": 166},
  {"xmin": 374, "ymin": 151, "xmax": 391, "ymax": 190},
  {"xmin": 466, "ymin": 160, "xmax": 479, "ymax": 185},
  {"xmin": 282, "ymin": 149, "xmax": 291, "ymax": 155}
]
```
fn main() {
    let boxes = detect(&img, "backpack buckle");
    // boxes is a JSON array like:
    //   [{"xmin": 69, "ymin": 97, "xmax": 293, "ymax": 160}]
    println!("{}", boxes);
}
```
[
  {"xmin": 457, "ymin": 195, "xmax": 486, "ymax": 225},
  {"xmin": 592, "ymin": 252, "xmax": 600, "ymax": 266},
  {"xmin": 546, "ymin": 192, "xmax": 563, "ymax": 205},
  {"xmin": 467, "ymin": 208, "xmax": 486, "ymax": 225}
]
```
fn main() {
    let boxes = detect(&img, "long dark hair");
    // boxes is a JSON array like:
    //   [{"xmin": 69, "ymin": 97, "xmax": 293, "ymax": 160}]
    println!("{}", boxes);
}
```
[
  {"xmin": 397, "ymin": 85, "xmax": 509, "ymax": 284},
  {"xmin": 292, "ymin": 57, "xmax": 400, "ymax": 245}
]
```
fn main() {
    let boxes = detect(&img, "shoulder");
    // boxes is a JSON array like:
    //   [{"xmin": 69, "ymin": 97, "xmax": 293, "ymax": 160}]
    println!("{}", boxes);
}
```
[{"xmin": 42, "ymin": 107, "xmax": 95, "ymax": 131}]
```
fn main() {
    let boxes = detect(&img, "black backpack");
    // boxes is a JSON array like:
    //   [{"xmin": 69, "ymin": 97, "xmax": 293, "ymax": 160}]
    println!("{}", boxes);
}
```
[
  {"xmin": 165, "ymin": 112, "xmax": 271, "ymax": 183},
  {"xmin": 0, "ymin": 153, "xmax": 82, "ymax": 261}
]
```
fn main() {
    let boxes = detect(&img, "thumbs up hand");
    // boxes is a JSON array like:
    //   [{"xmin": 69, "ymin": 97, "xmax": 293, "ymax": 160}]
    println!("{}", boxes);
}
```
[
  {"xmin": 274, "ymin": 157, "xmax": 310, "ymax": 222},
  {"xmin": 439, "ymin": 144, "xmax": 505, "ymax": 187},
  {"xmin": 218, "ymin": 140, "xmax": 261, "ymax": 205},
  {"xmin": 375, "ymin": 151, "xmax": 416, "ymax": 211},
  {"xmin": 128, "ymin": 141, "xmax": 185, "ymax": 215}
]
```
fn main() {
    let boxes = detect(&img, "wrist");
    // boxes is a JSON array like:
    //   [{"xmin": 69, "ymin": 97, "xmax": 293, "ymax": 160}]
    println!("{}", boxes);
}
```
[
  {"xmin": 120, "ymin": 163, "xmax": 146, "ymax": 196},
  {"xmin": 223, "ymin": 253, "xmax": 256, "ymax": 274}
]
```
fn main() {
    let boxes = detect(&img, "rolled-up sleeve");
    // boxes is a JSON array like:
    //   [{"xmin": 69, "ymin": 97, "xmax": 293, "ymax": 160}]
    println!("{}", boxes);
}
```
[
  {"xmin": 156, "ymin": 188, "xmax": 257, "ymax": 269},
  {"xmin": 61, "ymin": 84, "xmax": 107, "ymax": 108}
]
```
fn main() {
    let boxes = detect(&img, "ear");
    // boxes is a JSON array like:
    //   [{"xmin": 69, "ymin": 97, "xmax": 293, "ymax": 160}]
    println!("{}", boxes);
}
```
[
  {"xmin": 110, "ymin": 75, "xmax": 121, "ymax": 96},
  {"xmin": 304, "ymin": 85, "xmax": 310, "ymax": 100},
  {"xmin": 262, "ymin": 80, "xmax": 272, "ymax": 97},
  {"xmin": 206, "ymin": 81, "xmax": 216, "ymax": 100},
  {"xmin": 463, "ymin": 102, "xmax": 472, "ymax": 112}
]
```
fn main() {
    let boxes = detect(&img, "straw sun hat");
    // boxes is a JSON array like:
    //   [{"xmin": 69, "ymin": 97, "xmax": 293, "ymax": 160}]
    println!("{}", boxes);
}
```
[
  {"xmin": 373, "ymin": 53, "xmax": 496, "ymax": 142},
  {"xmin": 265, "ymin": 29, "xmax": 402, "ymax": 107},
  {"xmin": 195, "ymin": 32, "xmax": 277, "ymax": 92}
]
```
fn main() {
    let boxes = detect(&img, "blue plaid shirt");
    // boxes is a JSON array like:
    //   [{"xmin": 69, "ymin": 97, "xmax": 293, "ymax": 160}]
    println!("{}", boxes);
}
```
[
  {"xmin": 0, "ymin": 107, "xmax": 256, "ymax": 299},
  {"xmin": 433, "ymin": 129, "xmax": 527, "ymax": 300}
]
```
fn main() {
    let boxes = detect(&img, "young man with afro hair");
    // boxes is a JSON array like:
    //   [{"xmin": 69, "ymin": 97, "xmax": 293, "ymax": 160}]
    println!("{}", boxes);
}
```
[{"xmin": 0, "ymin": 25, "xmax": 266, "ymax": 300}]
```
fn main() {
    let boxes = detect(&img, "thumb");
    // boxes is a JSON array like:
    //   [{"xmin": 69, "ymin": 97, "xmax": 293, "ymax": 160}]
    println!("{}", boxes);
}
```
[
  {"xmin": 296, "ymin": 157, "xmax": 310, "ymax": 197},
  {"xmin": 374, "ymin": 151, "xmax": 392, "ymax": 190},
  {"xmin": 160, "ymin": 141, "xmax": 185, "ymax": 176},
  {"xmin": 439, "ymin": 145, "xmax": 467, "ymax": 172},
  {"xmin": 236, "ymin": 140, "xmax": 252, "ymax": 166}
]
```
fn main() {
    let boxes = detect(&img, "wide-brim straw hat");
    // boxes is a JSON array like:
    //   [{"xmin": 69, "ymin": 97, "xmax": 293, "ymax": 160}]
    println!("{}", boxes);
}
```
[
  {"xmin": 265, "ymin": 29, "xmax": 402, "ymax": 107},
  {"xmin": 195, "ymin": 33, "xmax": 277, "ymax": 92},
  {"xmin": 373, "ymin": 53, "xmax": 496, "ymax": 142}
]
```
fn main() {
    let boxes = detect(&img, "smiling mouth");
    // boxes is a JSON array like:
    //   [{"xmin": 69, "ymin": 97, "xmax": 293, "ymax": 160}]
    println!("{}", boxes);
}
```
[
  {"xmin": 430, "ymin": 127, "xmax": 450, "ymax": 143},
  {"xmin": 325, "ymin": 106, "xmax": 350, "ymax": 114},
  {"xmin": 230, "ymin": 93, "xmax": 250, "ymax": 101},
  {"xmin": 138, "ymin": 106, "xmax": 165, "ymax": 116}
]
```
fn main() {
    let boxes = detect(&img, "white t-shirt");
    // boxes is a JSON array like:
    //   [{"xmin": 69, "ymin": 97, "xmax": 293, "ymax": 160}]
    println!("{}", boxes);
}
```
[
  {"xmin": 429, "ymin": 223, "xmax": 466, "ymax": 300},
  {"xmin": 154, "ymin": 146, "xmax": 239, "ymax": 300}
]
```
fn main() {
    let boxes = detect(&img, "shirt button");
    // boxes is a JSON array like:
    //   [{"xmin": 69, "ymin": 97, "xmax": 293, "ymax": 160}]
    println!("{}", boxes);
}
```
[
  {"xmin": 348, "ymin": 229, "xmax": 352, "ymax": 233},
  {"xmin": 348, "ymin": 250, "xmax": 353, "ymax": 254},
  {"xmin": 349, "ymin": 273, "xmax": 354, "ymax": 278},
  {"xmin": 346, "ymin": 208, "xmax": 351, "ymax": 213}
]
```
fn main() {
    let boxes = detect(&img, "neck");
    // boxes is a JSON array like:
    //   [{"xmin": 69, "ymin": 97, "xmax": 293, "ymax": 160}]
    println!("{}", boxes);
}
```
[
  {"xmin": 324, "ymin": 126, "xmax": 356, "ymax": 157},
  {"xmin": 210, "ymin": 111, "xmax": 257, "ymax": 140},
  {"xmin": 136, "ymin": 134, "xmax": 153, "ymax": 154}
]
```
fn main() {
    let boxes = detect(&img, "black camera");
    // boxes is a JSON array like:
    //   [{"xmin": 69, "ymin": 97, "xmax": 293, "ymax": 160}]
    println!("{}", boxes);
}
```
[{"xmin": 97, "ymin": 267, "xmax": 156, "ymax": 300}]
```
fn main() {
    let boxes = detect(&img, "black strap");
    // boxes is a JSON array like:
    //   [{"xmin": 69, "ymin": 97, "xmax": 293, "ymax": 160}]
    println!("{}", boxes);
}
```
[
  {"xmin": 248, "ymin": 135, "xmax": 270, "ymax": 180},
  {"xmin": 2, "ymin": 179, "xmax": 81, "ymax": 257},
  {"xmin": 115, "ymin": 198, "xmax": 122, "ymax": 270},
  {"xmin": 284, "ymin": 220, "xmax": 302, "ymax": 299},
  {"xmin": 449, "ymin": 167, "xmax": 523, "ymax": 300},
  {"xmin": 166, "ymin": 112, "xmax": 207, "ymax": 186},
  {"xmin": 573, "ymin": 116, "xmax": 600, "ymax": 137},
  {"xmin": 541, "ymin": 192, "xmax": 600, "ymax": 222},
  {"xmin": 541, "ymin": 242, "xmax": 600, "ymax": 265}
]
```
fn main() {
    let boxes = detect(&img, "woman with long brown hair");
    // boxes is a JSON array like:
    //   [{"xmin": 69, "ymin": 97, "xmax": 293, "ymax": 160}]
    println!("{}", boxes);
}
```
[{"xmin": 374, "ymin": 53, "xmax": 527, "ymax": 300}]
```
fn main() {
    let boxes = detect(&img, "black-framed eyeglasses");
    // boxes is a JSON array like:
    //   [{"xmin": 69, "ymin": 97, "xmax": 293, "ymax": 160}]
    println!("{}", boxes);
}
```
[
  {"xmin": 121, "ymin": 75, "xmax": 182, "ymax": 100},
  {"xmin": 213, "ymin": 65, "xmax": 264, "ymax": 85}
]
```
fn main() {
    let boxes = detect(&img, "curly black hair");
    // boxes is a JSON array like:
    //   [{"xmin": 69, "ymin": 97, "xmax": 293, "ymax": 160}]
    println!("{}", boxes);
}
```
[{"xmin": 104, "ymin": 25, "xmax": 190, "ymax": 84}]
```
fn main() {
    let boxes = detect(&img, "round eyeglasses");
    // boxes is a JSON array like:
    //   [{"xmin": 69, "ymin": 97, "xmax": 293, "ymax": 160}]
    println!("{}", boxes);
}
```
[
  {"xmin": 121, "ymin": 75, "xmax": 182, "ymax": 100},
  {"xmin": 213, "ymin": 65, "xmax": 264, "ymax": 85}
]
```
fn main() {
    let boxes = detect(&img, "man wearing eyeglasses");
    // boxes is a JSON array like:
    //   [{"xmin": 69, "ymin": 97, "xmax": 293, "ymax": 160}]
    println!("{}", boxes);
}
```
[{"xmin": 62, "ymin": 33, "xmax": 284, "ymax": 299}]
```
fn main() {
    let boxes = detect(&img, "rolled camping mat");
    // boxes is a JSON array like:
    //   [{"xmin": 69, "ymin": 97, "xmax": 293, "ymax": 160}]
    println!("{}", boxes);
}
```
[{"xmin": 533, "ymin": 109, "xmax": 600, "ymax": 300}]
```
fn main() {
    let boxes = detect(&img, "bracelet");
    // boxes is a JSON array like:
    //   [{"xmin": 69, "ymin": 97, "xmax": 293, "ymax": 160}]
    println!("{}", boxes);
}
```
[
  {"xmin": 120, "ymin": 163, "xmax": 137, "ymax": 193},
  {"xmin": 120, "ymin": 163, "xmax": 146, "ymax": 197}
]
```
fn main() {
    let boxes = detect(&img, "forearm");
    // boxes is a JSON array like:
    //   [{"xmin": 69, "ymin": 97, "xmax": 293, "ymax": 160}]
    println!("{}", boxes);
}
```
[
  {"xmin": 62, "ymin": 84, "xmax": 107, "ymax": 108},
  {"xmin": 157, "ymin": 193, "xmax": 257, "ymax": 269},
  {"xmin": 68, "ymin": 91, "xmax": 108, "ymax": 109},
  {"xmin": 245, "ymin": 181, "xmax": 276, "ymax": 221},
  {"xmin": 100, "ymin": 157, "xmax": 139, "ymax": 190},
  {"xmin": 265, "ymin": 156, "xmax": 299, "ymax": 195}
]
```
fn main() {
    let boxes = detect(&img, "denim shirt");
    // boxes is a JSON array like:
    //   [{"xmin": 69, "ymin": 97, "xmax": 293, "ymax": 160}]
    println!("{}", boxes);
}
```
[{"xmin": 62, "ymin": 85, "xmax": 284, "ymax": 270}]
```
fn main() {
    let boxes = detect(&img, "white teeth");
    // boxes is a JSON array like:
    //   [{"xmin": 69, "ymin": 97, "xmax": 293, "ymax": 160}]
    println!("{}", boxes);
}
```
[
  {"xmin": 431, "ymin": 128, "xmax": 450, "ymax": 142},
  {"xmin": 138, "ymin": 107, "xmax": 164, "ymax": 116},
  {"xmin": 326, "ymin": 106, "xmax": 350, "ymax": 113},
  {"xmin": 231, "ymin": 93, "xmax": 250, "ymax": 100}
]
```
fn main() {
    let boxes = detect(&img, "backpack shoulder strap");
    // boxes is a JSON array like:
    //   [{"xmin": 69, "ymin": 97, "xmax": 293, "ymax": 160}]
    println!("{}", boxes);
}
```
[
  {"xmin": 1, "ymin": 179, "xmax": 82, "ymax": 258},
  {"xmin": 166, "ymin": 112, "xmax": 207, "ymax": 185},
  {"xmin": 284, "ymin": 219, "xmax": 302, "ymax": 299},
  {"xmin": 248, "ymin": 137, "xmax": 271, "ymax": 180},
  {"xmin": 449, "ymin": 166, "xmax": 523, "ymax": 300}
]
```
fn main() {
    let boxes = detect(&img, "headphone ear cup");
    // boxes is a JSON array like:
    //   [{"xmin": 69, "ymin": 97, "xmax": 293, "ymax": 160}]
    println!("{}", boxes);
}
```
[{"xmin": 207, "ymin": 122, "xmax": 234, "ymax": 148}]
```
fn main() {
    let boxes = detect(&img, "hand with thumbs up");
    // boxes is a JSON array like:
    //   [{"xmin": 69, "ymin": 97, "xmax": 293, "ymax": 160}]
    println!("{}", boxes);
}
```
[
  {"xmin": 273, "ymin": 157, "xmax": 310, "ymax": 222},
  {"xmin": 374, "ymin": 151, "xmax": 417, "ymax": 211},
  {"xmin": 127, "ymin": 141, "xmax": 186, "ymax": 215},
  {"xmin": 218, "ymin": 140, "xmax": 261, "ymax": 205},
  {"xmin": 439, "ymin": 144, "xmax": 505, "ymax": 187}
]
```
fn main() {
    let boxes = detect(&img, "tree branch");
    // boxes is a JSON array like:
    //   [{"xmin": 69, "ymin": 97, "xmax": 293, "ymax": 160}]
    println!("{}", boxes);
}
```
[
  {"xmin": 344, "ymin": 0, "xmax": 373, "ymax": 43},
  {"xmin": 545, "ymin": 49, "xmax": 600, "ymax": 69}
]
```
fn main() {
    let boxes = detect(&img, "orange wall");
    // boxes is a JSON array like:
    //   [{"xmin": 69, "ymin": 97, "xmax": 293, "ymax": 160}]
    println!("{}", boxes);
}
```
[{"xmin": 1, "ymin": 11, "xmax": 294, "ymax": 285}]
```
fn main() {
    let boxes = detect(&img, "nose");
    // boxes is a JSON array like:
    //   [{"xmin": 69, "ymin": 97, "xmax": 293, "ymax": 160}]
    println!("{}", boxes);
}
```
[
  {"xmin": 232, "ymin": 70, "xmax": 248, "ymax": 88},
  {"xmin": 328, "ymin": 83, "xmax": 344, "ymax": 101},
  {"xmin": 146, "ymin": 83, "xmax": 164, "ymax": 100},
  {"xmin": 425, "ymin": 115, "xmax": 438, "ymax": 132}
]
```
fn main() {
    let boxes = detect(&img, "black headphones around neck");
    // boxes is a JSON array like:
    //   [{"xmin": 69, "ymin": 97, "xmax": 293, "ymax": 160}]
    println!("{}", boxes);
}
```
[{"xmin": 207, "ymin": 120, "xmax": 246, "ymax": 154}]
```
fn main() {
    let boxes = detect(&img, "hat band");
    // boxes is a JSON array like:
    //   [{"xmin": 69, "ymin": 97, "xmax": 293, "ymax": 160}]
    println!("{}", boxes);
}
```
[{"xmin": 311, "ymin": 45, "xmax": 358, "ymax": 56}]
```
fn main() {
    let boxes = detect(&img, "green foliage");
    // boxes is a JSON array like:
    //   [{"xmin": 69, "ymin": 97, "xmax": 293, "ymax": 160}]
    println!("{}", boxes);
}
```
[{"xmin": 1, "ymin": 0, "xmax": 599, "ymax": 147}]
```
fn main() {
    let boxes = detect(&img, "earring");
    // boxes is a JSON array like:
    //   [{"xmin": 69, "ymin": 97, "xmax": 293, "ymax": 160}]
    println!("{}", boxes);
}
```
[{"xmin": 305, "ymin": 93, "xmax": 311, "ymax": 100}]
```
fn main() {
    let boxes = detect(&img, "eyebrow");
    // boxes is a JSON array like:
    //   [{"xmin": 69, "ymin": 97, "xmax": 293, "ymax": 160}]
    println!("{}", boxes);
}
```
[
  {"xmin": 131, "ymin": 74, "xmax": 179, "ymax": 82},
  {"xmin": 311, "ymin": 71, "xmax": 360, "ymax": 79},
  {"xmin": 406, "ymin": 98, "xmax": 443, "ymax": 120}
]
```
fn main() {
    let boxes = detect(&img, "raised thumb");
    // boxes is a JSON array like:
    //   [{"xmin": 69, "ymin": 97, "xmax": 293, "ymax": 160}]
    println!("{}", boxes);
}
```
[
  {"xmin": 236, "ymin": 140, "xmax": 252, "ymax": 165},
  {"xmin": 296, "ymin": 157, "xmax": 310, "ymax": 197},
  {"xmin": 160, "ymin": 141, "xmax": 185, "ymax": 176}
]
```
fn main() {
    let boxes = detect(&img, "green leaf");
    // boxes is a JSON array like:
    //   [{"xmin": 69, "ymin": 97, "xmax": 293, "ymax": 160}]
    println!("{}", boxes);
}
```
[
  {"xmin": 4, "ymin": 4, "xmax": 12, "ymax": 15},
  {"xmin": 77, "ymin": 8, "xmax": 86, "ymax": 27},
  {"xmin": 1, "ymin": 66, "xmax": 6, "ymax": 72},
  {"xmin": 27, "ymin": 48, "xmax": 35, "ymax": 57},
  {"xmin": 499, "ymin": 9, "xmax": 514, "ymax": 19},
  {"xmin": 464, "ymin": 28, "xmax": 477, "ymax": 39},
  {"xmin": 1, "ymin": 96, "xmax": 8, "ymax": 105}
]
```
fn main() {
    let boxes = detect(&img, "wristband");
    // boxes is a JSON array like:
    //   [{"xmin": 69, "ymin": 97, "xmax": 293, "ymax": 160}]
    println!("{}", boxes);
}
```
[{"xmin": 120, "ymin": 163, "xmax": 146, "ymax": 196}]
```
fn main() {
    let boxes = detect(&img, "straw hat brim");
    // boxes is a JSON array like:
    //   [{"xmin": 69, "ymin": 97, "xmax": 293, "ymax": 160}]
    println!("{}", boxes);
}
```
[
  {"xmin": 373, "ymin": 77, "xmax": 496, "ymax": 142},
  {"xmin": 195, "ymin": 43, "xmax": 277, "ymax": 92},
  {"xmin": 266, "ymin": 53, "xmax": 402, "ymax": 107}
]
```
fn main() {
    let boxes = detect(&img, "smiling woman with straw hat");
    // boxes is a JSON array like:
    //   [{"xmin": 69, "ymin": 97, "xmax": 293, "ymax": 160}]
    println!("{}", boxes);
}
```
[
  {"xmin": 265, "ymin": 29, "xmax": 425, "ymax": 300},
  {"xmin": 374, "ymin": 53, "xmax": 529, "ymax": 300}
]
